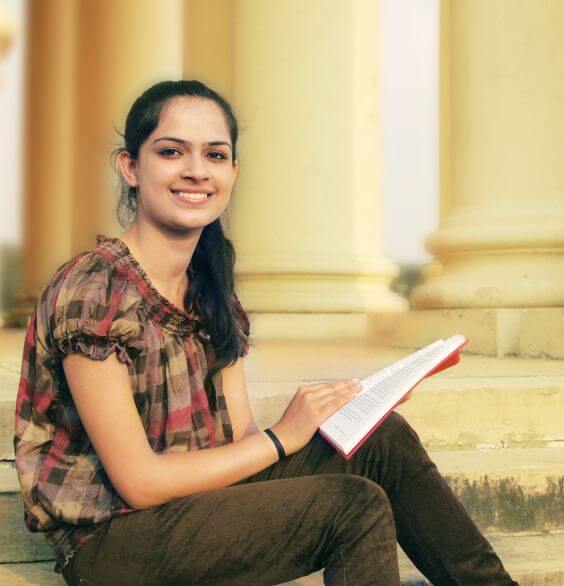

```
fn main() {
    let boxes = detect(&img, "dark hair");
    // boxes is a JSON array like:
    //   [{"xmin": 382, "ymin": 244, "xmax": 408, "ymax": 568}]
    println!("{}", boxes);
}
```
[{"xmin": 111, "ymin": 80, "xmax": 249, "ymax": 409}]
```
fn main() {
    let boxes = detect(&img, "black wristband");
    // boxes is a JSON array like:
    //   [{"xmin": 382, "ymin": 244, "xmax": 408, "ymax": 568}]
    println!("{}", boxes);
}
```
[{"xmin": 263, "ymin": 428, "xmax": 286, "ymax": 460}]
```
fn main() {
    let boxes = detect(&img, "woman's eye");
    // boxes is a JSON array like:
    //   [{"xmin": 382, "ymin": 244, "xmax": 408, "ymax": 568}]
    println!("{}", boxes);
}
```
[
  {"xmin": 159, "ymin": 148, "xmax": 180, "ymax": 156},
  {"xmin": 209, "ymin": 151, "xmax": 227, "ymax": 160}
]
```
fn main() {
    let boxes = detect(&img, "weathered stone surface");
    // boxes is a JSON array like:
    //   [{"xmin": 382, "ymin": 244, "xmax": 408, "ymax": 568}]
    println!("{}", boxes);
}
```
[
  {"xmin": 0, "ymin": 494, "xmax": 53, "ymax": 563},
  {"xmin": 4, "ymin": 333, "xmax": 564, "ymax": 454},
  {"xmin": 0, "ymin": 562, "xmax": 64, "ymax": 585},
  {"xmin": 368, "ymin": 307, "xmax": 564, "ymax": 360},
  {"xmin": 4, "ymin": 534, "xmax": 564, "ymax": 585},
  {"xmin": 521, "ymin": 309, "xmax": 564, "ymax": 360},
  {"xmin": 286, "ymin": 533, "xmax": 564, "ymax": 585},
  {"xmin": 447, "ymin": 474, "xmax": 564, "ymax": 533},
  {"xmin": 247, "ymin": 379, "xmax": 564, "ymax": 451}
]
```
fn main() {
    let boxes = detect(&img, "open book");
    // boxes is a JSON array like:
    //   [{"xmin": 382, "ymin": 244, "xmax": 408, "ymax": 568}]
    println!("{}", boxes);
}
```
[{"xmin": 318, "ymin": 335, "xmax": 468, "ymax": 460}]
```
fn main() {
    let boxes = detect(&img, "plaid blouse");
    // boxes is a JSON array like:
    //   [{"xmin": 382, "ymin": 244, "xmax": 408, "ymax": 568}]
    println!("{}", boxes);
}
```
[{"xmin": 13, "ymin": 234, "xmax": 250, "ymax": 575}]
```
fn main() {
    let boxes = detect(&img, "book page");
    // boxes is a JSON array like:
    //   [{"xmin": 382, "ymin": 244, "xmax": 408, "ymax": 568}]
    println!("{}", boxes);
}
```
[
  {"xmin": 332, "ymin": 346, "xmax": 444, "ymax": 432},
  {"xmin": 319, "ymin": 335, "xmax": 466, "ymax": 452},
  {"xmin": 358, "ymin": 339, "xmax": 444, "ymax": 393}
]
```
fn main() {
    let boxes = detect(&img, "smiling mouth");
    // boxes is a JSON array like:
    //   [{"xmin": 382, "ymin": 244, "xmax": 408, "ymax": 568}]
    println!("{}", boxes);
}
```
[{"xmin": 170, "ymin": 190, "xmax": 212, "ymax": 201}]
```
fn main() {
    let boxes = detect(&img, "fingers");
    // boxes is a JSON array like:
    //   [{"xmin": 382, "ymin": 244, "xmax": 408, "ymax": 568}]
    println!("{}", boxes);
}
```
[
  {"xmin": 305, "ymin": 382, "xmax": 329, "ymax": 390},
  {"xmin": 319, "ymin": 384, "xmax": 362, "ymax": 420},
  {"xmin": 305, "ymin": 378, "xmax": 361, "ymax": 399}
]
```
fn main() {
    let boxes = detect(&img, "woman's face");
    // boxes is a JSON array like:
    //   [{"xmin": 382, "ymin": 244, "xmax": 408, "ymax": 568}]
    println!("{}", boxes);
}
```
[{"xmin": 121, "ymin": 96, "xmax": 238, "ymax": 234}]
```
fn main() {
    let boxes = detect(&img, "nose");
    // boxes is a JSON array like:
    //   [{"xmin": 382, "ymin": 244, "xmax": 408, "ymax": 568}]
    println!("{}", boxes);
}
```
[{"xmin": 181, "ymin": 153, "xmax": 209, "ymax": 182}]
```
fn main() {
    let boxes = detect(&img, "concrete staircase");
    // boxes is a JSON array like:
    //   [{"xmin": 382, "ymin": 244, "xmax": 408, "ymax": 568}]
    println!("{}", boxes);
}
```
[{"xmin": 1, "ymin": 329, "xmax": 563, "ymax": 584}]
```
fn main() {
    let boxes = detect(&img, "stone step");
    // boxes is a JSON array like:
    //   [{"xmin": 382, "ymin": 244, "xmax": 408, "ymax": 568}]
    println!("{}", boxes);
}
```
[
  {"xmin": 3, "ymin": 363, "xmax": 564, "ymax": 459},
  {"xmin": 2, "ymin": 335, "xmax": 564, "ymax": 456},
  {"xmin": 1, "ymin": 533, "xmax": 563, "ymax": 585},
  {"xmin": 433, "ymin": 446, "xmax": 564, "ymax": 534},
  {"xmin": 285, "ymin": 532, "xmax": 564, "ymax": 585},
  {"xmin": 367, "ymin": 307, "xmax": 564, "ymax": 361},
  {"xmin": 6, "ymin": 379, "xmax": 563, "ymax": 461},
  {"xmin": 2, "ymin": 445, "xmax": 563, "ymax": 565},
  {"xmin": 0, "ymin": 492, "xmax": 54, "ymax": 563},
  {"xmin": 247, "ymin": 377, "xmax": 564, "ymax": 451},
  {"xmin": 0, "ymin": 562, "xmax": 65, "ymax": 585},
  {"xmin": 3, "ymin": 446, "xmax": 563, "ymax": 496},
  {"xmin": 232, "ymin": 338, "xmax": 564, "ymax": 452}
]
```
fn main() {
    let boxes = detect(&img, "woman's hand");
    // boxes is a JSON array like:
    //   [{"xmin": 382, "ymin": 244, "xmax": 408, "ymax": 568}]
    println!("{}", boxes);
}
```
[{"xmin": 270, "ymin": 378, "xmax": 363, "ymax": 456}]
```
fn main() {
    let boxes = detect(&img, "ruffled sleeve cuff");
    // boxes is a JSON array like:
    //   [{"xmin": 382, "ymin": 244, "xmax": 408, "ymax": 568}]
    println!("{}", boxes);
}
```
[
  {"xmin": 49, "ymin": 258, "xmax": 144, "ymax": 366},
  {"xmin": 54, "ymin": 331, "xmax": 143, "ymax": 366}
]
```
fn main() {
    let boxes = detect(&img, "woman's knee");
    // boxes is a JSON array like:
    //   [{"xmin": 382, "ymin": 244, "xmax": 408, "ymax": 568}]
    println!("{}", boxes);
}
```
[
  {"xmin": 269, "ymin": 475, "xmax": 396, "ymax": 543},
  {"xmin": 349, "ymin": 476, "xmax": 395, "ymax": 523},
  {"xmin": 323, "ymin": 475, "xmax": 397, "ymax": 546},
  {"xmin": 319, "ymin": 474, "xmax": 393, "ymax": 518}
]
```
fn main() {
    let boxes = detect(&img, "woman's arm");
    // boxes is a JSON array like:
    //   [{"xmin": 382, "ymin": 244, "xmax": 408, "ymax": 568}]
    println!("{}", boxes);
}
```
[
  {"xmin": 221, "ymin": 357, "xmax": 259, "ymax": 441},
  {"xmin": 62, "ymin": 353, "xmax": 279, "ymax": 510}
]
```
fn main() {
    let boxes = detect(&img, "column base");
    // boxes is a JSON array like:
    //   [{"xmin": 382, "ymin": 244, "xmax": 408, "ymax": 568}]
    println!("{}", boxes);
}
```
[
  {"xmin": 368, "ymin": 307, "xmax": 564, "ymax": 359},
  {"xmin": 248, "ymin": 312, "xmax": 373, "ymax": 342},
  {"xmin": 410, "ymin": 250, "xmax": 564, "ymax": 309},
  {"xmin": 237, "ymin": 274, "xmax": 408, "ymax": 313}
]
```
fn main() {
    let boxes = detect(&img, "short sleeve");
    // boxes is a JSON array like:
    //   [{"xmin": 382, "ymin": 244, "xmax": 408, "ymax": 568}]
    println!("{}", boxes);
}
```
[
  {"xmin": 48, "ymin": 255, "xmax": 143, "ymax": 366},
  {"xmin": 232, "ymin": 292, "xmax": 251, "ymax": 357}
]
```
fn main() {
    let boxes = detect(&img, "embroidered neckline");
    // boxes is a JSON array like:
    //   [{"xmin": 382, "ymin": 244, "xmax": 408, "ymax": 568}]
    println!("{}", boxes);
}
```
[{"xmin": 93, "ymin": 234, "xmax": 204, "ymax": 336}]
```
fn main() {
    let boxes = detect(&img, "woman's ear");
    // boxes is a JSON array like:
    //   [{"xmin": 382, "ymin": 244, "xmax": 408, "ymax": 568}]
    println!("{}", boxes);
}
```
[{"xmin": 117, "ymin": 151, "xmax": 139, "ymax": 188}]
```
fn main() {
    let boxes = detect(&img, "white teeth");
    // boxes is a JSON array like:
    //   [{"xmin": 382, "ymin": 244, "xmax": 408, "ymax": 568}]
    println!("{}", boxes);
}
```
[{"xmin": 174, "ymin": 191, "xmax": 208, "ymax": 200}]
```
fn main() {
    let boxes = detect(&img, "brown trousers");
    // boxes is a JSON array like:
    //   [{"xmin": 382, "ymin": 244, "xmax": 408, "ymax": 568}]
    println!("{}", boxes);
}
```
[{"xmin": 62, "ymin": 412, "xmax": 518, "ymax": 585}]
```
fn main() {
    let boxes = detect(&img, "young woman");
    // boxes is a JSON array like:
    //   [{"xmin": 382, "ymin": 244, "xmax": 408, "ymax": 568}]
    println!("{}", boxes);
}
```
[{"xmin": 14, "ymin": 80, "xmax": 517, "ymax": 585}]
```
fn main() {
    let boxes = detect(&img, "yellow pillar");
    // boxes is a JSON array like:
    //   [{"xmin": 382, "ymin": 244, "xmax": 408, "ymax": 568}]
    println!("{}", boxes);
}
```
[
  {"xmin": 9, "ymin": 0, "xmax": 76, "ymax": 326},
  {"xmin": 73, "ymin": 0, "xmax": 184, "ymax": 252},
  {"xmin": 411, "ymin": 0, "xmax": 564, "ymax": 310},
  {"xmin": 228, "ymin": 0, "xmax": 406, "ymax": 322},
  {"xmin": 0, "ymin": 7, "xmax": 15, "ymax": 325},
  {"xmin": 184, "ymin": 0, "xmax": 234, "ymax": 98},
  {"xmin": 11, "ymin": 0, "xmax": 183, "ymax": 326}
]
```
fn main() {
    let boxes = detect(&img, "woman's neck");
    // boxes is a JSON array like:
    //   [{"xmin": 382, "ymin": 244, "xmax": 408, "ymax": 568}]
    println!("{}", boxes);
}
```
[{"xmin": 119, "ymin": 221, "xmax": 202, "ymax": 311}]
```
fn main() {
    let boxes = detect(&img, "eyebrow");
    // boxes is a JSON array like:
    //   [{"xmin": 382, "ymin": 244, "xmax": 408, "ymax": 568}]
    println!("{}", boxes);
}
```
[{"xmin": 152, "ymin": 136, "xmax": 232, "ymax": 150}]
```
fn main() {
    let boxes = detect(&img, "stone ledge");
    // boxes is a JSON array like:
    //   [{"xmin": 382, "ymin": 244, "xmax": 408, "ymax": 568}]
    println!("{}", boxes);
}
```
[
  {"xmin": 4, "ymin": 533, "xmax": 563, "ymax": 586},
  {"xmin": 246, "ymin": 381, "xmax": 564, "ymax": 452},
  {"xmin": 286, "ymin": 532, "xmax": 564, "ymax": 585},
  {"xmin": 2, "ymin": 337, "xmax": 564, "ymax": 456},
  {"xmin": 369, "ymin": 308, "xmax": 564, "ymax": 359},
  {"xmin": 2, "ymin": 446, "xmax": 563, "ymax": 565},
  {"xmin": 3, "ymin": 447, "xmax": 562, "ymax": 494}
]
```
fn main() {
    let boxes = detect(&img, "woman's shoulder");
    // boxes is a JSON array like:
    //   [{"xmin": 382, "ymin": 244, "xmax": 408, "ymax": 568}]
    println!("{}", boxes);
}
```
[
  {"xmin": 34, "ymin": 242, "xmax": 144, "ymax": 363},
  {"xmin": 39, "ymin": 241, "xmax": 140, "ymax": 313}
]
